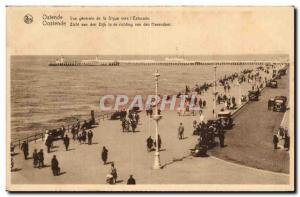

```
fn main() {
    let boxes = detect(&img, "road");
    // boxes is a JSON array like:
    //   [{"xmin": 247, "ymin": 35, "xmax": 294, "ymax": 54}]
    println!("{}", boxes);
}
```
[{"xmin": 210, "ymin": 70, "xmax": 290, "ymax": 173}]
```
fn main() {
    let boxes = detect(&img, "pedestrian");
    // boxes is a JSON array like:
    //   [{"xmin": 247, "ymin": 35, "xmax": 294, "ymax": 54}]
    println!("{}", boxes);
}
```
[
  {"xmin": 20, "ymin": 141, "xmax": 29, "ymax": 160},
  {"xmin": 45, "ymin": 134, "xmax": 52, "ymax": 153},
  {"xmin": 198, "ymin": 98, "xmax": 203, "ymax": 108},
  {"xmin": 273, "ymin": 134, "xmax": 279, "ymax": 150},
  {"xmin": 63, "ymin": 135, "xmax": 70, "ymax": 151},
  {"xmin": 284, "ymin": 136, "xmax": 290, "ymax": 151},
  {"xmin": 38, "ymin": 149, "xmax": 44, "ymax": 168},
  {"xmin": 203, "ymin": 100, "xmax": 206, "ymax": 108},
  {"xmin": 51, "ymin": 155, "xmax": 60, "ymax": 176},
  {"xmin": 146, "ymin": 136, "xmax": 154, "ymax": 152},
  {"xmin": 219, "ymin": 130, "xmax": 225, "ymax": 148},
  {"xmin": 101, "ymin": 146, "xmax": 108, "ymax": 165},
  {"xmin": 268, "ymin": 99, "xmax": 272, "ymax": 110},
  {"xmin": 127, "ymin": 175, "xmax": 136, "ymax": 185},
  {"xmin": 32, "ymin": 149, "xmax": 39, "ymax": 168},
  {"xmin": 71, "ymin": 125, "xmax": 76, "ymax": 140},
  {"xmin": 78, "ymin": 133, "xmax": 82, "ymax": 144},
  {"xmin": 11, "ymin": 158, "xmax": 14, "ymax": 171},
  {"xmin": 111, "ymin": 163, "xmax": 118, "ymax": 183},
  {"xmin": 82, "ymin": 130, "xmax": 87, "ymax": 144},
  {"xmin": 155, "ymin": 134, "xmax": 162, "ymax": 150},
  {"xmin": 87, "ymin": 130, "xmax": 93, "ymax": 145},
  {"xmin": 178, "ymin": 123, "xmax": 184, "ymax": 140}
]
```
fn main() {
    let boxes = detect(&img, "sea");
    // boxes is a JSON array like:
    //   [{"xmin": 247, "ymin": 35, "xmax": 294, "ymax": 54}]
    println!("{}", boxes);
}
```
[{"xmin": 10, "ymin": 54, "xmax": 288, "ymax": 140}]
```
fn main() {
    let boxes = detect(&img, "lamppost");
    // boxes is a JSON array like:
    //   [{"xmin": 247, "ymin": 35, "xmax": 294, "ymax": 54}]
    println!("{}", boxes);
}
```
[
  {"xmin": 152, "ymin": 70, "xmax": 162, "ymax": 169},
  {"xmin": 213, "ymin": 65, "xmax": 217, "ymax": 118}
]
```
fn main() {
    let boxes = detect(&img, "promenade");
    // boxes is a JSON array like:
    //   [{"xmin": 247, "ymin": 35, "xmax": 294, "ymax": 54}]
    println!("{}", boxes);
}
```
[{"xmin": 10, "ymin": 67, "xmax": 290, "ymax": 186}]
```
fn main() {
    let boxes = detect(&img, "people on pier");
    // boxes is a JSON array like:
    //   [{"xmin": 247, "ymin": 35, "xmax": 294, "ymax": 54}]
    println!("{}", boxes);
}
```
[
  {"xmin": 87, "ymin": 130, "xmax": 93, "ymax": 145},
  {"xmin": 284, "ymin": 135, "xmax": 290, "ymax": 151},
  {"xmin": 45, "ymin": 134, "xmax": 53, "ymax": 153},
  {"xmin": 178, "ymin": 123, "xmax": 185, "ymax": 140},
  {"xmin": 273, "ymin": 134, "xmax": 279, "ymax": 150},
  {"xmin": 51, "ymin": 155, "xmax": 60, "ymax": 176},
  {"xmin": 32, "ymin": 149, "xmax": 39, "ymax": 168},
  {"xmin": 101, "ymin": 146, "xmax": 108, "ymax": 165},
  {"xmin": 82, "ymin": 130, "xmax": 87, "ymax": 144},
  {"xmin": 20, "ymin": 141, "xmax": 29, "ymax": 160},
  {"xmin": 146, "ymin": 136, "xmax": 154, "ymax": 152},
  {"xmin": 219, "ymin": 129, "xmax": 225, "ymax": 148},
  {"xmin": 63, "ymin": 135, "xmax": 70, "ymax": 151},
  {"xmin": 110, "ymin": 163, "xmax": 118, "ymax": 183},
  {"xmin": 127, "ymin": 175, "xmax": 136, "ymax": 185},
  {"xmin": 154, "ymin": 134, "xmax": 162, "ymax": 150},
  {"xmin": 38, "ymin": 149, "xmax": 44, "ymax": 168}
]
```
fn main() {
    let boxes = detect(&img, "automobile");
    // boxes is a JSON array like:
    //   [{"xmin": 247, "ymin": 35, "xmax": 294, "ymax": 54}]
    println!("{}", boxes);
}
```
[
  {"xmin": 278, "ymin": 68, "xmax": 287, "ymax": 76},
  {"xmin": 270, "ymin": 80, "xmax": 278, "ymax": 88},
  {"xmin": 248, "ymin": 90, "xmax": 259, "ymax": 101},
  {"xmin": 217, "ymin": 110, "xmax": 233, "ymax": 129},
  {"xmin": 110, "ymin": 110, "xmax": 123, "ymax": 120},
  {"xmin": 266, "ymin": 80, "xmax": 271, "ymax": 87},
  {"xmin": 273, "ymin": 96, "xmax": 287, "ymax": 112},
  {"xmin": 48, "ymin": 129, "xmax": 65, "ymax": 140}
]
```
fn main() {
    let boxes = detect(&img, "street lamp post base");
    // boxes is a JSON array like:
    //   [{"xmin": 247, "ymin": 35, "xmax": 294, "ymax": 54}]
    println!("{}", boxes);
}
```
[{"xmin": 152, "ymin": 151, "xmax": 161, "ymax": 169}]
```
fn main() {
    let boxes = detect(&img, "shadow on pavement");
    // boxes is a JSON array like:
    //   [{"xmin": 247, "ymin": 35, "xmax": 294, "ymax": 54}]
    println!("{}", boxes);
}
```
[
  {"xmin": 11, "ymin": 168, "xmax": 22, "ymax": 172},
  {"xmin": 161, "ymin": 154, "xmax": 192, "ymax": 169}
]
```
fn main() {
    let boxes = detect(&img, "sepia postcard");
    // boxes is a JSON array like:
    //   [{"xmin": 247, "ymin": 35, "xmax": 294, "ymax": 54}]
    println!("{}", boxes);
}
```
[{"xmin": 6, "ymin": 6, "xmax": 295, "ymax": 192}]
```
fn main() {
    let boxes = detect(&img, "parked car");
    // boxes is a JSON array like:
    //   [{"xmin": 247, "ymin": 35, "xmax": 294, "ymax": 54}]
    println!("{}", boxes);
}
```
[
  {"xmin": 217, "ymin": 110, "xmax": 233, "ymax": 129},
  {"xmin": 248, "ymin": 90, "xmax": 259, "ymax": 101},
  {"xmin": 273, "ymin": 96, "xmax": 287, "ymax": 112},
  {"xmin": 270, "ymin": 80, "xmax": 278, "ymax": 88}
]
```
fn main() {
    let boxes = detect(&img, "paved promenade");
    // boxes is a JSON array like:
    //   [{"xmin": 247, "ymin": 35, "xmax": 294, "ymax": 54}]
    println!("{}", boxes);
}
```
[{"xmin": 10, "ymin": 68, "xmax": 290, "ymax": 186}]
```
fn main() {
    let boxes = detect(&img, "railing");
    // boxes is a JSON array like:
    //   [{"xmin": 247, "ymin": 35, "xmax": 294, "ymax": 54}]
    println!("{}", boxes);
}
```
[{"xmin": 11, "ymin": 111, "xmax": 115, "ymax": 149}]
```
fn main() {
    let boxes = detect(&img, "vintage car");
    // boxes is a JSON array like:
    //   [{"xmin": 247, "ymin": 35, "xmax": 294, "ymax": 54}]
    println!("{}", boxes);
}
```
[
  {"xmin": 273, "ymin": 96, "xmax": 287, "ymax": 112},
  {"xmin": 278, "ymin": 68, "xmax": 287, "ymax": 76},
  {"xmin": 110, "ymin": 110, "xmax": 128, "ymax": 120},
  {"xmin": 217, "ymin": 110, "xmax": 233, "ymax": 129},
  {"xmin": 110, "ymin": 111, "xmax": 122, "ymax": 120},
  {"xmin": 270, "ymin": 80, "xmax": 278, "ymax": 88},
  {"xmin": 48, "ymin": 129, "xmax": 65, "ymax": 140},
  {"xmin": 248, "ymin": 90, "xmax": 259, "ymax": 101}
]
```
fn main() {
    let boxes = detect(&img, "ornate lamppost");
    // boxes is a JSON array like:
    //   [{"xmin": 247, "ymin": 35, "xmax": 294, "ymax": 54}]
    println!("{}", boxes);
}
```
[
  {"xmin": 213, "ymin": 65, "xmax": 217, "ymax": 118},
  {"xmin": 152, "ymin": 70, "xmax": 162, "ymax": 169}
]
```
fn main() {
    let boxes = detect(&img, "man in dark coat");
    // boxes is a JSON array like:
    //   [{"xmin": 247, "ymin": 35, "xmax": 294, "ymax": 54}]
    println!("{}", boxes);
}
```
[
  {"xmin": 154, "ymin": 135, "xmax": 162, "ymax": 150},
  {"xmin": 101, "ymin": 146, "xmax": 108, "ymax": 165},
  {"xmin": 127, "ymin": 175, "xmax": 136, "ymax": 185},
  {"xmin": 63, "ymin": 135, "xmax": 70, "ymax": 151},
  {"xmin": 178, "ymin": 123, "xmax": 184, "ymax": 140},
  {"xmin": 32, "ymin": 149, "xmax": 39, "ymax": 168},
  {"xmin": 284, "ymin": 136, "xmax": 290, "ymax": 151},
  {"xmin": 20, "ymin": 141, "xmax": 29, "ymax": 160},
  {"xmin": 51, "ymin": 155, "xmax": 60, "ymax": 176},
  {"xmin": 219, "ymin": 129, "xmax": 225, "ymax": 148},
  {"xmin": 37, "ymin": 149, "xmax": 44, "ymax": 168},
  {"xmin": 45, "ymin": 135, "xmax": 52, "ymax": 153},
  {"xmin": 82, "ymin": 130, "xmax": 87, "ymax": 144},
  {"xmin": 273, "ymin": 134, "xmax": 279, "ymax": 149},
  {"xmin": 87, "ymin": 130, "xmax": 93, "ymax": 145}
]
